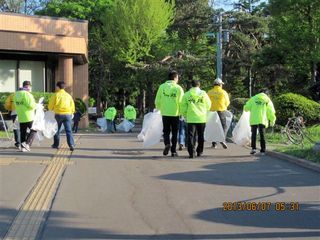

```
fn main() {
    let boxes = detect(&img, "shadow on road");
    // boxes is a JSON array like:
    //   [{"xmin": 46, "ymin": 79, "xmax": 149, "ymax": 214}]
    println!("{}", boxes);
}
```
[
  {"xmin": 158, "ymin": 159, "xmax": 320, "ymax": 188},
  {"xmin": 1, "ymin": 207, "xmax": 319, "ymax": 239},
  {"xmin": 194, "ymin": 203, "xmax": 320, "ymax": 230}
]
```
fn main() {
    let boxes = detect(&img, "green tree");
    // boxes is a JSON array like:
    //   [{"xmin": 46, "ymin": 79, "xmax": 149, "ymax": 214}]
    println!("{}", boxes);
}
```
[
  {"xmin": 269, "ymin": 0, "xmax": 320, "ymax": 93},
  {"xmin": 102, "ymin": 0, "xmax": 175, "ymax": 64},
  {"xmin": 221, "ymin": 10, "xmax": 269, "ymax": 97},
  {"xmin": 0, "ymin": 0, "xmax": 50, "ymax": 14},
  {"xmin": 38, "ymin": 0, "xmax": 114, "ymax": 113}
]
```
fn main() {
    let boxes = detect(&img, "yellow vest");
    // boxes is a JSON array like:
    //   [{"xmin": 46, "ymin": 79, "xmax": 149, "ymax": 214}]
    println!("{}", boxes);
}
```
[{"xmin": 207, "ymin": 86, "xmax": 230, "ymax": 111}]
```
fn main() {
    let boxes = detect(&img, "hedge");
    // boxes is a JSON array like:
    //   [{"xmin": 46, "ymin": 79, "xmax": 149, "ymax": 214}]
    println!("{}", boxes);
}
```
[
  {"xmin": 0, "ymin": 92, "xmax": 87, "ymax": 114},
  {"xmin": 230, "ymin": 98, "xmax": 249, "ymax": 113},
  {"xmin": 274, "ymin": 93, "xmax": 320, "ymax": 126}
]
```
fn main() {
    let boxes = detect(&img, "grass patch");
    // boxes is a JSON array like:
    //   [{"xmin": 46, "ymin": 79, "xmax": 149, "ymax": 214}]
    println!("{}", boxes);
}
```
[{"xmin": 266, "ymin": 125, "xmax": 320, "ymax": 163}]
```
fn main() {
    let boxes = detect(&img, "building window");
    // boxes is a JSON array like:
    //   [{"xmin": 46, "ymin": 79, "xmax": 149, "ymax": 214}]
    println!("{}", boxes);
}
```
[
  {"xmin": 0, "ymin": 60, "xmax": 46, "ymax": 92},
  {"xmin": 19, "ymin": 61, "xmax": 45, "ymax": 92},
  {"xmin": 0, "ymin": 60, "xmax": 16, "ymax": 92}
]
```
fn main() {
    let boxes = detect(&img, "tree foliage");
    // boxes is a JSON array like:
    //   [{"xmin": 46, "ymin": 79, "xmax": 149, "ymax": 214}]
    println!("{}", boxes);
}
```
[
  {"xmin": 266, "ymin": 0, "xmax": 320, "ymax": 94},
  {"xmin": 102, "ymin": 0, "xmax": 175, "ymax": 64},
  {"xmin": 0, "ymin": 0, "xmax": 50, "ymax": 14}
]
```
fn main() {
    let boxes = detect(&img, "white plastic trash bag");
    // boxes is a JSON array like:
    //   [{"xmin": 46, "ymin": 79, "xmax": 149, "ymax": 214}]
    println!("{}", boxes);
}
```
[
  {"xmin": 97, "ymin": 117, "xmax": 107, "ymax": 132},
  {"xmin": 117, "ymin": 119, "xmax": 134, "ymax": 132},
  {"xmin": 137, "ymin": 112, "xmax": 153, "ymax": 141},
  {"xmin": 232, "ymin": 111, "xmax": 251, "ymax": 146},
  {"xmin": 42, "ymin": 111, "xmax": 58, "ymax": 139},
  {"xmin": 138, "ymin": 111, "xmax": 163, "ymax": 147},
  {"xmin": 31, "ymin": 98, "xmax": 45, "ymax": 131},
  {"xmin": 205, "ymin": 111, "xmax": 225, "ymax": 142}
]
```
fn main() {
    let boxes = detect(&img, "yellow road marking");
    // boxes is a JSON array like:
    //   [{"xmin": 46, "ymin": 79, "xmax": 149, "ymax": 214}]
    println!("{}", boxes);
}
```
[{"xmin": 4, "ymin": 137, "xmax": 79, "ymax": 240}]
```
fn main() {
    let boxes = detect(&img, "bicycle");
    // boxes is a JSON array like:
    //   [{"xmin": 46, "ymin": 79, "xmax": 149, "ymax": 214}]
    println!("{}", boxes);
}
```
[{"xmin": 283, "ymin": 116, "xmax": 319, "ymax": 146}]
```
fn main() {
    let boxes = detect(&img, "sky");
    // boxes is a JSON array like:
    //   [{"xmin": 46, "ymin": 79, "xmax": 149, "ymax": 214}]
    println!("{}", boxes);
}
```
[{"xmin": 209, "ymin": 0, "xmax": 268, "ymax": 11}]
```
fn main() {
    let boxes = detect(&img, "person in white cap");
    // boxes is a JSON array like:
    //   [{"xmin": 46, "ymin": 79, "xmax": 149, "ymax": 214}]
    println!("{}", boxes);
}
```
[{"xmin": 207, "ymin": 78, "xmax": 230, "ymax": 149}]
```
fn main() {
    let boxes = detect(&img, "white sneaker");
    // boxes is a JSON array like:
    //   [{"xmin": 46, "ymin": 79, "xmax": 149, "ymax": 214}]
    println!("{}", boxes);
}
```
[
  {"xmin": 21, "ymin": 142, "xmax": 30, "ymax": 151},
  {"xmin": 21, "ymin": 147, "xmax": 28, "ymax": 152}
]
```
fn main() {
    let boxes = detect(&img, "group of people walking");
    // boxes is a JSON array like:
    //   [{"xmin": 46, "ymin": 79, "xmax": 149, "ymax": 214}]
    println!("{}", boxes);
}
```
[
  {"xmin": 4, "ymin": 71, "xmax": 276, "ymax": 157},
  {"xmin": 155, "ymin": 70, "xmax": 276, "ymax": 158},
  {"xmin": 5, "ymin": 81, "xmax": 76, "ymax": 152}
]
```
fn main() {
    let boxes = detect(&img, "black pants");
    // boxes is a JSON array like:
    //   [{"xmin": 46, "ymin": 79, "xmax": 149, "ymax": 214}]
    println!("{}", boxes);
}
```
[
  {"xmin": 73, "ymin": 121, "xmax": 79, "ymax": 133},
  {"xmin": 187, "ymin": 123, "xmax": 206, "ymax": 157},
  {"xmin": 162, "ymin": 116, "xmax": 179, "ymax": 153},
  {"xmin": 251, "ymin": 124, "xmax": 266, "ymax": 152},
  {"xmin": 213, "ymin": 111, "xmax": 228, "ymax": 145},
  {"xmin": 20, "ymin": 121, "xmax": 37, "ymax": 146}
]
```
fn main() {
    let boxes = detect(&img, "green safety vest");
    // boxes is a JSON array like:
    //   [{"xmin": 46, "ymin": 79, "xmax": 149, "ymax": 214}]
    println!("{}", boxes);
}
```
[
  {"xmin": 155, "ymin": 80, "xmax": 184, "ymax": 116},
  {"xmin": 180, "ymin": 87, "xmax": 211, "ymax": 123},
  {"xmin": 244, "ymin": 93, "xmax": 276, "ymax": 127}
]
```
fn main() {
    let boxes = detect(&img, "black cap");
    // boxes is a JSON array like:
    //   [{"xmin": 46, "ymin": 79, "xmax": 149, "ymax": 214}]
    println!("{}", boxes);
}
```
[{"xmin": 23, "ymin": 81, "xmax": 31, "ymax": 87}]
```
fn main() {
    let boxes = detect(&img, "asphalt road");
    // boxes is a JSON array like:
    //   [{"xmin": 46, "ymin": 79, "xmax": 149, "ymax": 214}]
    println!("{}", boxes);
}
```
[{"xmin": 0, "ymin": 133, "xmax": 319, "ymax": 239}]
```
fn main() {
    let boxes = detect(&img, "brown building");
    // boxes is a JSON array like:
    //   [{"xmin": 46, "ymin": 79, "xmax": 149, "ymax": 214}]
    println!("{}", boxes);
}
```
[{"xmin": 0, "ymin": 12, "xmax": 89, "ymax": 126}]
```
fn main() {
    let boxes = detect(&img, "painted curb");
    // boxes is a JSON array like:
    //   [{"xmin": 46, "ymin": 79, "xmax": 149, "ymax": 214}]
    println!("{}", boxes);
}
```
[{"xmin": 267, "ymin": 151, "xmax": 320, "ymax": 173}]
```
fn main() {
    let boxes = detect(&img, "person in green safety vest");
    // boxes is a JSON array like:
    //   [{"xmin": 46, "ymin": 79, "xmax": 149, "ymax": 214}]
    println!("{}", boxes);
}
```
[
  {"xmin": 104, "ymin": 106, "xmax": 117, "ymax": 133},
  {"xmin": 124, "ymin": 104, "xmax": 137, "ymax": 123},
  {"xmin": 244, "ymin": 88, "xmax": 276, "ymax": 155},
  {"xmin": 180, "ymin": 80, "xmax": 211, "ymax": 158},
  {"xmin": 13, "ymin": 81, "xmax": 37, "ymax": 152},
  {"xmin": 155, "ymin": 70, "xmax": 184, "ymax": 157}
]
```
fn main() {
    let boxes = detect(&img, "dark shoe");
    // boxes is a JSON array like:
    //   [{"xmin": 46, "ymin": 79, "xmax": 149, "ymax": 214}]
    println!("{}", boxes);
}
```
[
  {"xmin": 221, "ymin": 142, "xmax": 228, "ymax": 149},
  {"xmin": 197, "ymin": 152, "xmax": 203, "ymax": 157},
  {"xmin": 70, "ymin": 146, "xmax": 75, "ymax": 151},
  {"xmin": 15, "ymin": 143, "xmax": 20, "ymax": 149},
  {"xmin": 171, "ymin": 152, "xmax": 178, "ymax": 157},
  {"xmin": 260, "ymin": 151, "xmax": 266, "ymax": 156},
  {"xmin": 211, "ymin": 143, "xmax": 217, "ymax": 149},
  {"xmin": 163, "ymin": 144, "xmax": 170, "ymax": 156},
  {"xmin": 178, "ymin": 144, "xmax": 184, "ymax": 151},
  {"xmin": 250, "ymin": 149, "xmax": 257, "ymax": 155},
  {"xmin": 51, "ymin": 145, "xmax": 59, "ymax": 149},
  {"xmin": 189, "ymin": 150, "xmax": 196, "ymax": 158}
]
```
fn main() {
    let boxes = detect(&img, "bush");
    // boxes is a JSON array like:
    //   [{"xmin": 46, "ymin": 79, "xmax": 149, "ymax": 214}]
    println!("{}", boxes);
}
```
[
  {"xmin": 274, "ymin": 93, "xmax": 320, "ymax": 126},
  {"xmin": 0, "ymin": 92, "xmax": 86, "ymax": 113},
  {"xmin": 230, "ymin": 98, "xmax": 249, "ymax": 114},
  {"xmin": 75, "ymin": 98, "xmax": 87, "ymax": 114}
]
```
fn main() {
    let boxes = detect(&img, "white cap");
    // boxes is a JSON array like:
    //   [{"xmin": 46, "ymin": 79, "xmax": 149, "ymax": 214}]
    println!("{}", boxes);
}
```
[{"xmin": 214, "ymin": 78, "xmax": 224, "ymax": 85}]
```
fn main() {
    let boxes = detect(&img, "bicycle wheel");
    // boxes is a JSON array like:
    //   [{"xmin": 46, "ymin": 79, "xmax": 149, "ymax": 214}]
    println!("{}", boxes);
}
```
[
  {"xmin": 285, "ymin": 125, "xmax": 304, "ymax": 145},
  {"xmin": 302, "ymin": 124, "xmax": 319, "ymax": 144}
]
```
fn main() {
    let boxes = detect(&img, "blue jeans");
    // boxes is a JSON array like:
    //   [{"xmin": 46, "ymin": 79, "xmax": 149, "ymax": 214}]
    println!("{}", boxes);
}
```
[
  {"xmin": 106, "ymin": 120, "xmax": 116, "ymax": 133},
  {"xmin": 53, "ymin": 114, "xmax": 75, "ymax": 148},
  {"xmin": 178, "ymin": 119, "xmax": 186, "ymax": 146}
]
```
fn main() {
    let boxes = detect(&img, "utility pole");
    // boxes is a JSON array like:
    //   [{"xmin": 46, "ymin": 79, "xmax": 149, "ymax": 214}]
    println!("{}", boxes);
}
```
[
  {"xmin": 24, "ymin": 0, "xmax": 27, "ymax": 14},
  {"xmin": 216, "ymin": 12, "xmax": 223, "ymax": 80}
]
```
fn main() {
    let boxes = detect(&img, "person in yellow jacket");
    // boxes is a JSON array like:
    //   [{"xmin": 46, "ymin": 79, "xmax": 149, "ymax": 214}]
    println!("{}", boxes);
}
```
[
  {"xmin": 5, "ymin": 92, "xmax": 20, "ymax": 148},
  {"xmin": 181, "ymin": 80, "xmax": 211, "ymax": 158},
  {"xmin": 13, "ymin": 81, "xmax": 37, "ymax": 152},
  {"xmin": 207, "ymin": 78, "xmax": 230, "ymax": 149},
  {"xmin": 104, "ymin": 106, "xmax": 117, "ymax": 133},
  {"xmin": 155, "ymin": 70, "xmax": 184, "ymax": 157},
  {"xmin": 49, "ymin": 81, "xmax": 75, "ymax": 151},
  {"xmin": 244, "ymin": 89, "xmax": 276, "ymax": 155}
]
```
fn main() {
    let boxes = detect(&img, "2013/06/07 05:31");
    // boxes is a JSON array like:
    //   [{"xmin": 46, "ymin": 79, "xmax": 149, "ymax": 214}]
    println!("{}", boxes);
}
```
[{"xmin": 222, "ymin": 202, "xmax": 300, "ymax": 211}]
